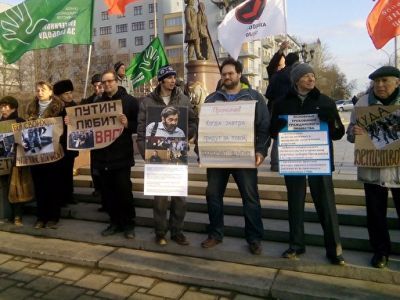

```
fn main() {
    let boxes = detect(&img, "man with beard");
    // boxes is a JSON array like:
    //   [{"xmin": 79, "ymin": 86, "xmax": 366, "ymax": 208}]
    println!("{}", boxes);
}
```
[
  {"xmin": 137, "ymin": 65, "xmax": 197, "ymax": 246},
  {"xmin": 199, "ymin": 57, "xmax": 270, "ymax": 255}
]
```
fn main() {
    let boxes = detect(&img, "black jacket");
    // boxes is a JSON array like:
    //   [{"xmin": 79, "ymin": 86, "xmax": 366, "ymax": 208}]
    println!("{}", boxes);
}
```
[
  {"xmin": 270, "ymin": 87, "xmax": 344, "ymax": 170},
  {"xmin": 265, "ymin": 66, "xmax": 293, "ymax": 111},
  {"xmin": 92, "ymin": 86, "xmax": 139, "ymax": 170}
]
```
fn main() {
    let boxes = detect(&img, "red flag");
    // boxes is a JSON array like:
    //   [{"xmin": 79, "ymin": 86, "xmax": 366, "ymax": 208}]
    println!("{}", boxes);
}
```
[
  {"xmin": 104, "ymin": 0, "xmax": 138, "ymax": 15},
  {"xmin": 367, "ymin": 0, "xmax": 400, "ymax": 49}
]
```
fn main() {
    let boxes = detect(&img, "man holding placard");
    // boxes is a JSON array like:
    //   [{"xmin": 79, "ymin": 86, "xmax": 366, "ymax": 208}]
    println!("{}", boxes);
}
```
[
  {"xmin": 270, "ymin": 63, "xmax": 345, "ymax": 265},
  {"xmin": 199, "ymin": 58, "xmax": 269, "ymax": 255}
]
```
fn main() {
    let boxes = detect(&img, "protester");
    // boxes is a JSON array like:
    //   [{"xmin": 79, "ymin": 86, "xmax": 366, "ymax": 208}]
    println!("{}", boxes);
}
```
[
  {"xmin": 81, "ymin": 74, "xmax": 103, "ymax": 200},
  {"xmin": 146, "ymin": 106, "xmax": 186, "ymax": 138},
  {"xmin": 270, "ymin": 63, "xmax": 345, "ymax": 265},
  {"xmin": 266, "ymin": 40, "xmax": 289, "ymax": 80},
  {"xmin": 137, "ymin": 65, "xmax": 197, "ymax": 246},
  {"xmin": 92, "ymin": 70, "xmax": 139, "ymax": 239},
  {"xmin": 199, "ymin": 57, "xmax": 269, "ymax": 255},
  {"xmin": 0, "ymin": 96, "xmax": 25, "ymax": 226},
  {"xmin": 26, "ymin": 81, "xmax": 65, "ymax": 229},
  {"xmin": 53, "ymin": 79, "xmax": 79, "ymax": 207},
  {"xmin": 114, "ymin": 61, "xmax": 133, "ymax": 95},
  {"xmin": 265, "ymin": 52, "xmax": 299, "ymax": 172},
  {"xmin": 347, "ymin": 66, "xmax": 400, "ymax": 268}
]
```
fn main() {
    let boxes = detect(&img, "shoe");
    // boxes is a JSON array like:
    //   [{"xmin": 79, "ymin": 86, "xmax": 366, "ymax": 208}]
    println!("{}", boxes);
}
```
[
  {"xmin": 124, "ymin": 229, "xmax": 135, "ymax": 239},
  {"xmin": 327, "ymin": 254, "xmax": 345, "ymax": 266},
  {"xmin": 270, "ymin": 165, "xmax": 279, "ymax": 172},
  {"xmin": 371, "ymin": 254, "xmax": 388, "ymax": 268},
  {"xmin": 45, "ymin": 221, "xmax": 59, "ymax": 229},
  {"xmin": 281, "ymin": 248, "xmax": 305, "ymax": 259},
  {"xmin": 155, "ymin": 235, "xmax": 168, "ymax": 246},
  {"xmin": 201, "ymin": 237, "xmax": 222, "ymax": 248},
  {"xmin": 14, "ymin": 217, "xmax": 23, "ymax": 227},
  {"xmin": 249, "ymin": 242, "xmax": 262, "ymax": 255},
  {"xmin": 34, "ymin": 221, "xmax": 45, "ymax": 229},
  {"xmin": 171, "ymin": 233, "xmax": 189, "ymax": 246},
  {"xmin": 101, "ymin": 224, "xmax": 121, "ymax": 236}
]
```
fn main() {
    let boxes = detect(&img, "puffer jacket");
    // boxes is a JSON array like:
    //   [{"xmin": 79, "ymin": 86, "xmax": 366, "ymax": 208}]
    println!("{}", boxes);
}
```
[{"xmin": 347, "ymin": 89, "xmax": 400, "ymax": 187}]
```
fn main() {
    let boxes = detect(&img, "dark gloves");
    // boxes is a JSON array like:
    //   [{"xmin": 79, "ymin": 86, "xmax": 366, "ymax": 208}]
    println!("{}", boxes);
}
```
[
  {"xmin": 318, "ymin": 111, "xmax": 334, "ymax": 122},
  {"xmin": 276, "ymin": 118, "xmax": 288, "ymax": 132}
]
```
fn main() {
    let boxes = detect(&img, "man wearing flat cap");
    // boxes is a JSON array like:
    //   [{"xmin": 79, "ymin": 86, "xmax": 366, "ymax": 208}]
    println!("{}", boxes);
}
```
[
  {"xmin": 270, "ymin": 63, "xmax": 345, "ymax": 265},
  {"xmin": 347, "ymin": 65, "xmax": 400, "ymax": 269},
  {"xmin": 137, "ymin": 65, "xmax": 197, "ymax": 246},
  {"xmin": 114, "ymin": 61, "xmax": 133, "ymax": 95}
]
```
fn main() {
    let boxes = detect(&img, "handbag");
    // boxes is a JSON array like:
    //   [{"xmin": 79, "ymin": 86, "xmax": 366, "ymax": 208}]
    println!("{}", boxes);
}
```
[{"xmin": 8, "ymin": 165, "xmax": 34, "ymax": 203}]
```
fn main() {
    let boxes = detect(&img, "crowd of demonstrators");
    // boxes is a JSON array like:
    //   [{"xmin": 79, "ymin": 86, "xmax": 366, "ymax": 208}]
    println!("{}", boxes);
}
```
[
  {"xmin": 53, "ymin": 80, "xmax": 79, "ymax": 207},
  {"xmin": 26, "ymin": 81, "xmax": 65, "ymax": 229},
  {"xmin": 0, "ymin": 96, "xmax": 25, "ymax": 226},
  {"xmin": 114, "ymin": 61, "xmax": 133, "ymax": 95},
  {"xmin": 270, "ymin": 63, "xmax": 345, "ymax": 265},
  {"xmin": 347, "ymin": 66, "xmax": 400, "ymax": 269},
  {"xmin": 137, "ymin": 65, "xmax": 197, "ymax": 246},
  {"xmin": 199, "ymin": 58, "xmax": 269, "ymax": 255},
  {"xmin": 92, "ymin": 70, "xmax": 139, "ymax": 239}
]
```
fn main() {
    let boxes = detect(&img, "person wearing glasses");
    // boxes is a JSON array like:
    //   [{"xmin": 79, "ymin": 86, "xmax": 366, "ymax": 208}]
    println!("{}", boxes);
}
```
[{"xmin": 92, "ymin": 70, "xmax": 139, "ymax": 239}]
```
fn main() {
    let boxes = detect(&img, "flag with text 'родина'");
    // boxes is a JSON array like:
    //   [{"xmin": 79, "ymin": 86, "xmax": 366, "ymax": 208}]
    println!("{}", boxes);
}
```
[
  {"xmin": 218, "ymin": 0, "xmax": 286, "ymax": 60},
  {"xmin": 126, "ymin": 37, "xmax": 169, "ymax": 89},
  {"xmin": 104, "ymin": 0, "xmax": 139, "ymax": 15},
  {"xmin": 0, "ymin": 0, "xmax": 93, "ymax": 64},
  {"xmin": 367, "ymin": 0, "xmax": 400, "ymax": 49}
]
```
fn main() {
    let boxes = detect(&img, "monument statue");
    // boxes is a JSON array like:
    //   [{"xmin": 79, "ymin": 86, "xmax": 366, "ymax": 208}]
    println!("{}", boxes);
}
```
[
  {"xmin": 184, "ymin": 0, "xmax": 204, "ymax": 61},
  {"xmin": 197, "ymin": 2, "xmax": 212, "ymax": 60},
  {"xmin": 210, "ymin": 0, "xmax": 242, "ymax": 12}
]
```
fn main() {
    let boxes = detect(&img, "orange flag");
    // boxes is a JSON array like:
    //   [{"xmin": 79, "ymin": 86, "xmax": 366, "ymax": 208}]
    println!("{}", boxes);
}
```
[
  {"xmin": 104, "ymin": 0, "xmax": 138, "ymax": 15},
  {"xmin": 367, "ymin": 0, "xmax": 400, "ymax": 49}
]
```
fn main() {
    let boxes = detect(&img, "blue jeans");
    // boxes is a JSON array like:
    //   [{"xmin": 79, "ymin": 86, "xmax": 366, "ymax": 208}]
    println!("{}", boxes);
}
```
[{"xmin": 206, "ymin": 168, "xmax": 264, "ymax": 244}]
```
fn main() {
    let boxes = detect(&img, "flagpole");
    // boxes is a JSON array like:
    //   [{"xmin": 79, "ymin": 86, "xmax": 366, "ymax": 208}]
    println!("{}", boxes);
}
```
[
  {"xmin": 83, "ymin": 44, "xmax": 92, "ymax": 99},
  {"xmin": 154, "ymin": 0, "xmax": 157, "ymax": 37},
  {"xmin": 283, "ymin": 0, "xmax": 288, "ymax": 37}
]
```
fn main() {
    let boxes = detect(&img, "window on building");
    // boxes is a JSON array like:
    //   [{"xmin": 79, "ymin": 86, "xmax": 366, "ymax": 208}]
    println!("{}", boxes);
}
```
[
  {"xmin": 102, "ymin": 40, "xmax": 111, "ymax": 49},
  {"xmin": 149, "ymin": 20, "xmax": 154, "ymax": 29},
  {"xmin": 73, "ymin": 45, "xmax": 80, "ymax": 53},
  {"xmin": 118, "ymin": 38, "xmax": 127, "ymax": 48},
  {"xmin": 101, "ymin": 11, "xmax": 109, "ymax": 20},
  {"xmin": 93, "ymin": 28, "xmax": 96, "ymax": 36},
  {"xmin": 165, "ymin": 17, "xmax": 182, "ymax": 27},
  {"xmin": 132, "ymin": 21, "xmax": 145, "ymax": 31},
  {"xmin": 116, "ymin": 24, "xmax": 128, "ymax": 33},
  {"xmin": 117, "ymin": 14, "xmax": 125, "ymax": 18},
  {"xmin": 135, "ymin": 36, "xmax": 143, "ymax": 46},
  {"xmin": 148, "ymin": 3, "xmax": 158, "ymax": 13},
  {"xmin": 133, "ymin": 6, "xmax": 142, "ymax": 15},
  {"xmin": 100, "ymin": 26, "xmax": 112, "ymax": 35}
]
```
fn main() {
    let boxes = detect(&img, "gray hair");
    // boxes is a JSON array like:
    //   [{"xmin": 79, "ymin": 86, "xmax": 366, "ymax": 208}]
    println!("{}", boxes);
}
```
[{"xmin": 161, "ymin": 106, "xmax": 180, "ymax": 118}]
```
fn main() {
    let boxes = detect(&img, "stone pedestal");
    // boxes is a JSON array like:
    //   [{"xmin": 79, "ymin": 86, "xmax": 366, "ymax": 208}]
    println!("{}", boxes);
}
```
[{"xmin": 185, "ymin": 60, "xmax": 220, "ymax": 93}]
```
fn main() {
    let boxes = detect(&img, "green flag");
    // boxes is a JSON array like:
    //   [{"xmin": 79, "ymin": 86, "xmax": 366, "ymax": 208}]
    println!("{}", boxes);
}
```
[
  {"xmin": 0, "ymin": 0, "xmax": 94, "ymax": 64},
  {"xmin": 126, "ymin": 37, "xmax": 169, "ymax": 88}
]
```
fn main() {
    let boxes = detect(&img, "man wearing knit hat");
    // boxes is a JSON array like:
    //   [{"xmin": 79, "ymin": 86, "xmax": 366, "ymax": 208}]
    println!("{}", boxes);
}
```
[
  {"xmin": 347, "ymin": 65, "xmax": 400, "ymax": 269},
  {"xmin": 114, "ymin": 61, "xmax": 133, "ymax": 94},
  {"xmin": 270, "ymin": 63, "xmax": 346, "ymax": 265},
  {"xmin": 137, "ymin": 65, "xmax": 197, "ymax": 246}
]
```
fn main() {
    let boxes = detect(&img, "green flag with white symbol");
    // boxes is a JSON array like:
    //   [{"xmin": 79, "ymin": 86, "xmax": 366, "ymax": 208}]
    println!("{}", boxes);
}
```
[
  {"xmin": 126, "ymin": 37, "xmax": 169, "ymax": 88},
  {"xmin": 0, "ymin": 0, "xmax": 94, "ymax": 64}
]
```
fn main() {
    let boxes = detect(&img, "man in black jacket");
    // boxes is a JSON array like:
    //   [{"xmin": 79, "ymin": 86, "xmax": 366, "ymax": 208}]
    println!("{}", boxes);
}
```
[
  {"xmin": 92, "ymin": 70, "xmax": 139, "ymax": 239},
  {"xmin": 270, "ymin": 63, "xmax": 345, "ymax": 265}
]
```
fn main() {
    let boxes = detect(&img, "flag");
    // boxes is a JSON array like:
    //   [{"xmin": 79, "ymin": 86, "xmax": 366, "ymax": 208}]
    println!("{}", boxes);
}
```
[
  {"xmin": 0, "ymin": 0, "xmax": 93, "ymax": 64},
  {"xmin": 126, "ymin": 37, "xmax": 169, "ymax": 88},
  {"xmin": 218, "ymin": 0, "xmax": 286, "ymax": 59},
  {"xmin": 367, "ymin": 0, "xmax": 400, "ymax": 49},
  {"xmin": 104, "ymin": 0, "xmax": 138, "ymax": 15}
]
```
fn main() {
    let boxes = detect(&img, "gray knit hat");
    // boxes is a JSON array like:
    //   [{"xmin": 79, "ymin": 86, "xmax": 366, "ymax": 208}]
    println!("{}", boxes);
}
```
[{"xmin": 290, "ymin": 63, "xmax": 314, "ymax": 83}]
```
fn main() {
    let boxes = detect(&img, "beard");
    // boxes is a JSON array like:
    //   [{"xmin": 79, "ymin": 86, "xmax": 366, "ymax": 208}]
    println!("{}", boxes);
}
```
[
  {"xmin": 163, "ymin": 122, "xmax": 177, "ymax": 132},
  {"xmin": 223, "ymin": 78, "xmax": 240, "ymax": 90}
]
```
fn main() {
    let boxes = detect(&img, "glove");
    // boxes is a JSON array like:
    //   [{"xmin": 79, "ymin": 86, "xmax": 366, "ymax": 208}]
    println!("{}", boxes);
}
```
[
  {"xmin": 276, "ymin": 118, "xmax": 288, "ymax": 132},
  {"xmin": 318, "ymin": 111, "xmax": 334, "ymax": 122}
]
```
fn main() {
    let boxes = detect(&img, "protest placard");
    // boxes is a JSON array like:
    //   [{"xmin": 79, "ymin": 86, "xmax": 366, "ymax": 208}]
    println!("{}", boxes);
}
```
[
  {"xmin": 66, "ymin": 100, "xmax": 123, "ymax": 150},
  {"xmin": 278, "ymin": 114, "xmax": 331, "ymax": 175},
  {"xmin": 12, "ymin": 117, "xmax": 64, "ymax": 167},
  {"xmin": 0, "ymin": 120, "xmax": 16, "ymax": 175},
  {"xmin": 198, "ymin": 101, "xmax": 256, "ymax": 168},
  {"xmin": 354, "ymin": 105, "xmax": 400, "ymax": 167},
  {"xmin": 144, "ymin": 106, "xmax": 189, "ymax": 196}
]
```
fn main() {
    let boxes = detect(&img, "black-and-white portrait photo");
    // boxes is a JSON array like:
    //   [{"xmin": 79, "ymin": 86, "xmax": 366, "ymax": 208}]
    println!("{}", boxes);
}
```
[
  {"xmin": 367, "ymin": 110, "xmax": 400, "ymax": 149},
  {"xmin": 21, "ymin": 126, "xmax": 54, "ymax": 156},
  {"xmin": 68, "ymin": 130, "xmax": 95, "ymax": 149}
]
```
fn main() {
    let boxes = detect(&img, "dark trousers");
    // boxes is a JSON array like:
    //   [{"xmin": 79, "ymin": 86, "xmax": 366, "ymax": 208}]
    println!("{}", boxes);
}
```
[
  {"xmin": 59, "ymin": 154, "xmax": 75, "ymax": 205},
  {"xmin": 206, "ymin": 168, "xmax": 264, "ymax": 244},
  {"xmin": 153, "ymin": 196, "xmax": 186, "ymax": 237},
  {"xmin": 90, "ymin": 152, "xmax": 101, "ymax": 191},
  {"xmin": 364, "ymin": 183, "xmax": 400, "ymax": 257},
  {"xmin": 284, "ymin": 175, "xmax": 342, "ymax": 256},
  {"xmin": 31, "ymin": 161, "xmax": 63, "ymax": 223},
  {"xmin": 99, "ymin": 167, "xmax": 135, "ymax": 230}
]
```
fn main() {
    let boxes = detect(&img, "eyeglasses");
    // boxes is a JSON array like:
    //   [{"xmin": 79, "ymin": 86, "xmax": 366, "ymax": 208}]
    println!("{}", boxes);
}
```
[{"xmin": 101, "ymin": 79, "xmax": 116, "ymax": 84}]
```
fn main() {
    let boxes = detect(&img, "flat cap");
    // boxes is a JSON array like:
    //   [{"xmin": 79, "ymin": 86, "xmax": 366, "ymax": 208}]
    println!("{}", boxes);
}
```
[{"xmin": 369, "ymin": 66, "xmax": 400, "ymax": 80}]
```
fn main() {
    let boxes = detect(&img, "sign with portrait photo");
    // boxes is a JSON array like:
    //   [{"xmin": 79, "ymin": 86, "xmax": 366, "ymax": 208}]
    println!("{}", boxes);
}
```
[
  {"xmin": 144, "ymin": 105, "xmax": 188, "ymax": 196},
  {"xmin": 354, "ymin": 105, "xmax": 400, "ymax": 167},
  {"xmin": 0, "ymin": 120, "xmax": 16, "ymax": 175},
  {"xmin": 66, "ymin": 100, "xmax": 123, "ymax": 150},
  {"xmin": 12, "ymin": 117, "xmax": 64, "ymax": 167}
]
